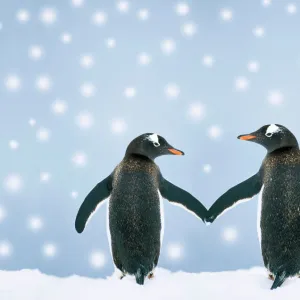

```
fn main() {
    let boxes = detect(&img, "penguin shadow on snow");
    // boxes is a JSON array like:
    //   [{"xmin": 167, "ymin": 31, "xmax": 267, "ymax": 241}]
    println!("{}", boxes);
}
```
[
  {"xmin": 206, "ymin": 124, "xmax": 300, "ymax": 290},
  {"xmin": 75, "ymin": 133, "xmax": 208, "ymax": 285}
]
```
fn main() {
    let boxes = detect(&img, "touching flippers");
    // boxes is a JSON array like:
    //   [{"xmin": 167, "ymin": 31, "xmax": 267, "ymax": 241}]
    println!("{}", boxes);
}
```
[
  {"xmin": 75, "ymin": 175, "xmax": 112, "ymax": 233},
  {"xmin": 135, "ymin": 266, "xmax": 146, "ymax": 285}
]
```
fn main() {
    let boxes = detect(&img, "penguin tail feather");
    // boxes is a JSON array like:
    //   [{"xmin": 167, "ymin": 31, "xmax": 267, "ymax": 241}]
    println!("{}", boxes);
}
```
[
  {"xmin": 271, "ymin": 271, "xmax": 287, "ymax": 290},
  {"xmin": 135, "ymin": 265, "xmax": 146, "ymax": 285}
]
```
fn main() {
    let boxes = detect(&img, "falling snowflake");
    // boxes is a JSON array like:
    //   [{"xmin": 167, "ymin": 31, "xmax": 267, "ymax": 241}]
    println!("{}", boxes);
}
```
[
  {"xmin": 28, "ymin": 45, "xmax": 44, "ymax": 61},
  {"xmin": 203, "ymin": 164, "xmax": 212, "ymax": 173},
  {"xmin": 92, "ymin": 11, "xmax": 107, "ymax": 25},
  {"xmin": 28, "ymin": 216, "xmax": 44, "ymax": 232},
  {"xmin": 161, "ymin": 39, "xmax": 176, "ymax": 55},
  {"xmin": 72, "ymin": 151, "xmax": 88, "ymax": 167},
  {"xmin": 9, "ymin": 140, "xmax": 19, "ymax": 150},
  {"xmin": 52, "ymin": 99, "xmax": 68, "ymax": 115},
  {"xmin": 80, "ymin": 83, "xmax": 96, "ymax": 98},
  {"xmin": 29, "ymin": 118, "xmax": 36, "ymax": 127},
  {"xmin": 181, "ymin": 22, "xmax": 197, "ymax": 37},
  {"xmin": 202, "ymin": 55, "xmax": 215, "ymax": 67},
  {"xmin": 187, "ymin": 103, "xmax": 206, "ymax": 121},
  {"xmin": 167, "ymin": 243, "xmax": 183, "ymax": 260},
  {"xmin": 0, "ymin": 241, "xmax": 13, "ymax": 257},
  {"xmin": 36, "ymin": 75, "xmax": 52, "ymax": 92},
  {"xmin": 76, "ymin": 111, "xmax": 94, "ymax": 129},
  {"xmin": 253, "ymin": 26, "xmax": 265, "ymax": 38},
  {"xmin": 222, "ymin": 227, "xmax": 238, "ymax": 242},
  {"xmin": 89, "ymin": 251, "xmax": 106, "ymax": 269},
  {"xmin": 4, "ymin": 174, "xmax": 23, "ymax": 193},
  {"xmin": 124, "ymin": 87, "xmax": 136, "ymax": 98},
  {"xmin": 207, "ymin": 125, "xmax": 223, "ymax": 140},
  {"xmin": 175, "ymin": 2, "xmax": 190, "ymax": 16},
  {"xmin": 262, "ymin": 0, "xmax": 272, "ymax": 7},
  {"xmin": 61, "ymin": 32, "xmax": 72, "ymax": 44},
  {"xmin": 105, "ymin": 38, "xmax": 116, "ymax": 48},
  {"xmin": 40, "ymin": 172, "xmax": 51, "ymax": 183},
  {"xmin": 16, "ymin": 9, "xmax": 30, "ymax": 23},
  {"xmin": 268, "ymin": 90, "xmax": 284, "ymax": 106},
  {"xmin": 165, "ymin": 83, "xmax": 180, "ymax": 99},
  {"xmin": 43, "ymin": 243, "xmax": 57, "ymax": 258},
  {"xmin": 220, "ymin": 8, "xmax": 233, "ymax": 21},
  {"xmin": 111, "ymin": 119, "xmax": 128, "ymax": 134},
  {"xmin": 235, "ymin": 76, "xmax": 249, "ymax": 91},
  {"xmin": 116, "ymin": 1, "xmax": 129, "ymax": 13},
  {"xmin": 137, "ymin": 53, "xmax": 151, "ymax": 65},
  {"xmin": 137, "ymin": 9, "xmax": 149, "ymax": 21},
  {"xmin": 71, "ymin": 0, "xmax": 84, "ymax": 7},
  {"xmin": 80, "ymin": 54, "xmax": 94, "ymax": 69},
  {"xmin": 247, "ymin": 61, "xmax": 260, "ymax": 73},
  {"xmin": 71, "ymin": 191, "xmax": 78, "ymax": 199},
  {"xmin": 36, "ymin": 128, "xmax": 51, "ymax": 142},
  {"xmin": 5, "ymin": 75, "xmax": 21, "ymax": 91},
  {"xmin": 39, "ymin": 8, "xmax": 57, "ymax": 25},
  {"xmin": 286, "ymin": 3, "xmax": 297, "ymax": 14}
]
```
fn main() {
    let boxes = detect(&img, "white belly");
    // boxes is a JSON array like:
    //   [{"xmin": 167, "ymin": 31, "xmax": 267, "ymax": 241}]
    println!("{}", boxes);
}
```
[{"xmin": 257, "ymin": 185, "xmax": 264, "ymax": 248}]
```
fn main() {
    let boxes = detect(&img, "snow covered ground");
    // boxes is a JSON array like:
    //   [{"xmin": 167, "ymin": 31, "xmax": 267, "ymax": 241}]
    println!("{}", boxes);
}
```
[{"xmin": 1, "ymin": 267, "xmax": 300, "ymax": 300}]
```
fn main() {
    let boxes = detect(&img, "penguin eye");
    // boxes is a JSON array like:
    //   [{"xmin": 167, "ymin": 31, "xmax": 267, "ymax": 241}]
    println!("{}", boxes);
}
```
[
  {"xmin": 153, "ymin": 142, "xmax": 160, "ymax": 147},
  {"xmin": 266, "ymin": 132, "xmax": 273, "ymax": 138}
]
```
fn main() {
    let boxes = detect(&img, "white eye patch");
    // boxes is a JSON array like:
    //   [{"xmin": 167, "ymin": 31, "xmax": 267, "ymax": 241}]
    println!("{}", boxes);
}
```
[
  {"xmin": 265, "ymin": 124, "xmax": 281, "ymax": 137},
  {"xmin": 146, "ymin": 133, "xmax": 160, "ymax": 147}
]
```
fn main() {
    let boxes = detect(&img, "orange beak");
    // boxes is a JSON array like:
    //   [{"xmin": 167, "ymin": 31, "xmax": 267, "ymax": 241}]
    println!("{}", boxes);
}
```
[
  {"xmin": 238, "ymin": 135, "xmax": 256, "ymax": 140},
  {"xmin": 168, "ymin": 148, "xmax": 184, "ymax": 155}
]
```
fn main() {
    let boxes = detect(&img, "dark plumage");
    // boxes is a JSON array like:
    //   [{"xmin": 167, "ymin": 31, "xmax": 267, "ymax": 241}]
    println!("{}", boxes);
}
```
[
  {"xmin": 75, "ymin": 133, "xmax": 207, "ymax": 285},
  {"xmin": 206, "ymin": 124, "xmax": 300, "ymax": 289}
]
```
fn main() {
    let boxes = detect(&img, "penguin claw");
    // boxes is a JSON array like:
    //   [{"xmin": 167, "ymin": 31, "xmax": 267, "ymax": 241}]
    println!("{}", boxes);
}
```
[
  {"xmin": 148, "ymin": 272, "xmax": 154, "ymax": 280},
  {"xmin": 268, "ymin": 274, "xmax": 275, "ymax": 281}
]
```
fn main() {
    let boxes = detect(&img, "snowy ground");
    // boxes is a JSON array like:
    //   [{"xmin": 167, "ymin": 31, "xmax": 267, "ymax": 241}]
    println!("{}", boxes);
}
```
[{"xmin": 1, "ymin": 267, "xmax": 300, "ymax": 300}]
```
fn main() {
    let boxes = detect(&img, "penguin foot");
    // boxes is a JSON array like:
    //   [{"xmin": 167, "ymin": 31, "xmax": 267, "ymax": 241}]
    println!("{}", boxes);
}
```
[
  {"xmin": 268, "ymin": 273, "xmax": 275, "ymax": 281},
  {"xmin": 148, "ymin": 272, "xmax": 154, "ymax": 280},
  {"xmin": 120, "ymin": 273, "xmax": 126, "ymax": 280}
]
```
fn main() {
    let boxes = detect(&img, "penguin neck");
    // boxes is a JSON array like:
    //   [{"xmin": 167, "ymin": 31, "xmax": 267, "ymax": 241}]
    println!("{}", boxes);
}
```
[
  {"xmin": 124, "ymin": 152, "xmax": 153, "ymax": 162},
  {"xmin": 269, "ymin": 144, "xmax": 299, "ymax": 155}
]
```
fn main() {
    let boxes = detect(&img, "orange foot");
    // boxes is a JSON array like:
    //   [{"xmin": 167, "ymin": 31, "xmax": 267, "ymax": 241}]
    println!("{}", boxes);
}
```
[
  {"xmin": 268, "ymin": 274, "xmax": 275, "ymax": 281},
  {"xmin": 148, "ymin": 272, "xmax": 154, "ymax": 280}
]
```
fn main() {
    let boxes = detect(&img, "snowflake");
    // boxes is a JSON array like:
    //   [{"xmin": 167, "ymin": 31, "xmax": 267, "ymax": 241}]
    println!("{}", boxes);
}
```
[
  {"xmin": 0, "ymin": 23, "xmax": 2, "ymax": 30},
  {"xmin": 5, "ymin": 75, "xmax": 21, "ymax": 91},
  {"xmin": 137, "ymin": 9, "xmax": 149, "ymax": 21},
  {"xmin": 36, "ymin": 127, "xmax": 51, "ymax": 142},
  {"xmin": 52, "ymin": 99, "xmax": 68, "ymax": 115},
  {"xmin": 175, "ymin": 2, "xmax": 190, "ymax": 16},
  {"xmin": 92, "ymin": 11, "xmax": 107, "ymax": 25},
  {"xmin": 262, "ymin": 0, "xmax": 272, "ymax": 7},
  {"xmin": 80, "ymin": 54, "xmax": 94, "ymax": 69},
  {"xmin": 9, "ymin": 140, "xmax": 19, "ymax": 150},
  {"xmin": 207, "ymin": 125, "xmax": 223, "ymax": 140},
  {"xmin": 105, "ymin": 38, "xmax": 116, "ymax": 48},
  {"xmin": 167, "ymin": 243, "xmax": 183, "ymax": 260},
  {"xmin": 222, "ymin": 227, "xmax": 238, "ymax": 242},
  {"xmin": 40, "ymin": 172, "xmax": 51, "ymax": 183},
  {"xmin": 202, "ymin": 55, "xmax": 215, "ymax": 67},
  {"xmin": 71, "ymin": 191, "xmax": 78, "ymax": 199},
  {"xmin": 124, "ymin": 87, "xmax": 136, "ymax": 98},
  {"xmin": 28, "ymin": 216, "xmax": 43, "ymax": 232},
  {"xmin": 0, "ymin": 206, "xmax": 7, "ymax": 223},
  {"xmin": 28, "ymin": 45, "xmax": 44, "ymax": 61},
  {"xmin": 187, "ymin": 103, "xmax": 206, "ymax": 121},
  {"xmin": 181, "ymin": 22, "xmax": 197, "ymax": 37},
  {"xmin": 39, "ymin": 8, "xmax": 57, "ymax": 25},
  {"xmin": 43, "ymin": 243, "xmax": 57, "ymax": 258},
  {"xmin": 253, "ymin": 26, "xmax": 265, "ymax": 38},
  {"xmin": 111, "ymin": 119, "xmax": 128, "ymax": 134},
  {"xmin": 80, "ymin": 83, "xmax": 96, "ymax": 98},
  {"xmin": 247, "ymin": 61, "xmax": 260, "ymax": 73},
  {"xmin": 220, "ymin": 8, "xmax": 233, "ymax": 21},
  {"xmin": 161, "ymin": 39, "xmax": 176, "ymax": 55},
  {"xmin": 29, "ymin": 118, "xmax": 36, "ymax": 127},
  {"xmin": 203, "ymin": 164, "xmax": 212, "ymax": 173},
  {"xmin": 89, "ymin": 251, "xmax": 106, "ymax": 268},
  {"xmin": 116, "ymin": 1, "xmax": 129, "ymax": 13},
  {"xmin": 36, "ymin": 75, "xmax": 52, "ymax": 92},
  {"xmin": 165, "ymin": 83, "xmax": 180, "ymax": 99},
  {"xmin": 76, "ymin": 111, "xmax": 94, "ymax": 130},
  {"xmin": 286, "ymin": 3, "xmax": 297, "ymax": 14},
  {"xmin": 137, "ymin": 53, "xmax": 151, "ymax": 65},
  {"xmin": 71, "ymin": 0, "xmax": 84, "ymax": 7},
  {"xmin": 72, "ymin": 152, "xmax": 88, "ymax": 167},
  {"xmin": 235, "ymin": 76, "xmax": 249, "ymax": 91},
  {"xmin": 268, "ymin": 90, "xmax": 284, "ymax": 106},
  {"xmin": 16, "ymin": 9, "xmax": 30, "ymax": 23},
  {"xmin": 0, "ymin": 241, "xmax": 13, "ymax": 257},
  {"xmin": 61, "ymin": 32, "xmax": 72, "ymax": 44},
  {"xmin": 4, "ymin": 174, "xmax": 23, "ymax": 193}
]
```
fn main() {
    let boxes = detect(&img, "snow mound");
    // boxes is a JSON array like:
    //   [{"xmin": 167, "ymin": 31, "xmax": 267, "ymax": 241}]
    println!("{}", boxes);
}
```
[{"xmin": 0, "ymin": 267, "xmax": 300, "ymax": 299}]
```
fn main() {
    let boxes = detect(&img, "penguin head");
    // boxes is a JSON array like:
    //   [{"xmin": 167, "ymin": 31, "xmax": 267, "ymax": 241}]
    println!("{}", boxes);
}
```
[
  {"xmin": 238, "ymin": 124, "xmax": 299, "ymax": 152},
  {"xmin": 125, "ymin": 133, "xmax": 185, "ymax": 159}
]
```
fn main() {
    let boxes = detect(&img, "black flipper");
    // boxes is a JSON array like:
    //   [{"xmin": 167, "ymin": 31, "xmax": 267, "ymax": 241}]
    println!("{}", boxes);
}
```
[
  {"xmin": 207, "ymin": 170, "xmax": 263, "ymax": 224},
  {"xmin": 135, "ymin": 266, "xmax": 146, "ymax": 285},
  {"xmin": 271, "ymin": 272, "xmax": 287, "ymax": 290},
  {"xmin": 159, "ymin": 174, "xmax": 207, "ymax": 222},
  {"xmin": 75, "ymin": 174, "xmax": 113, "ymax": 233}
]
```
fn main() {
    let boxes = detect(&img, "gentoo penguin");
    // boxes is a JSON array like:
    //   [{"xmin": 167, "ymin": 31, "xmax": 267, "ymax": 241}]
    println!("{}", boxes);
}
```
[
  {"xmin": 75, "ymin": 133, "xmax": 207, "ymax": 285},
  {"xmin": 206, "ymin": 124, "xmax": 300, "ymax": 290}
]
